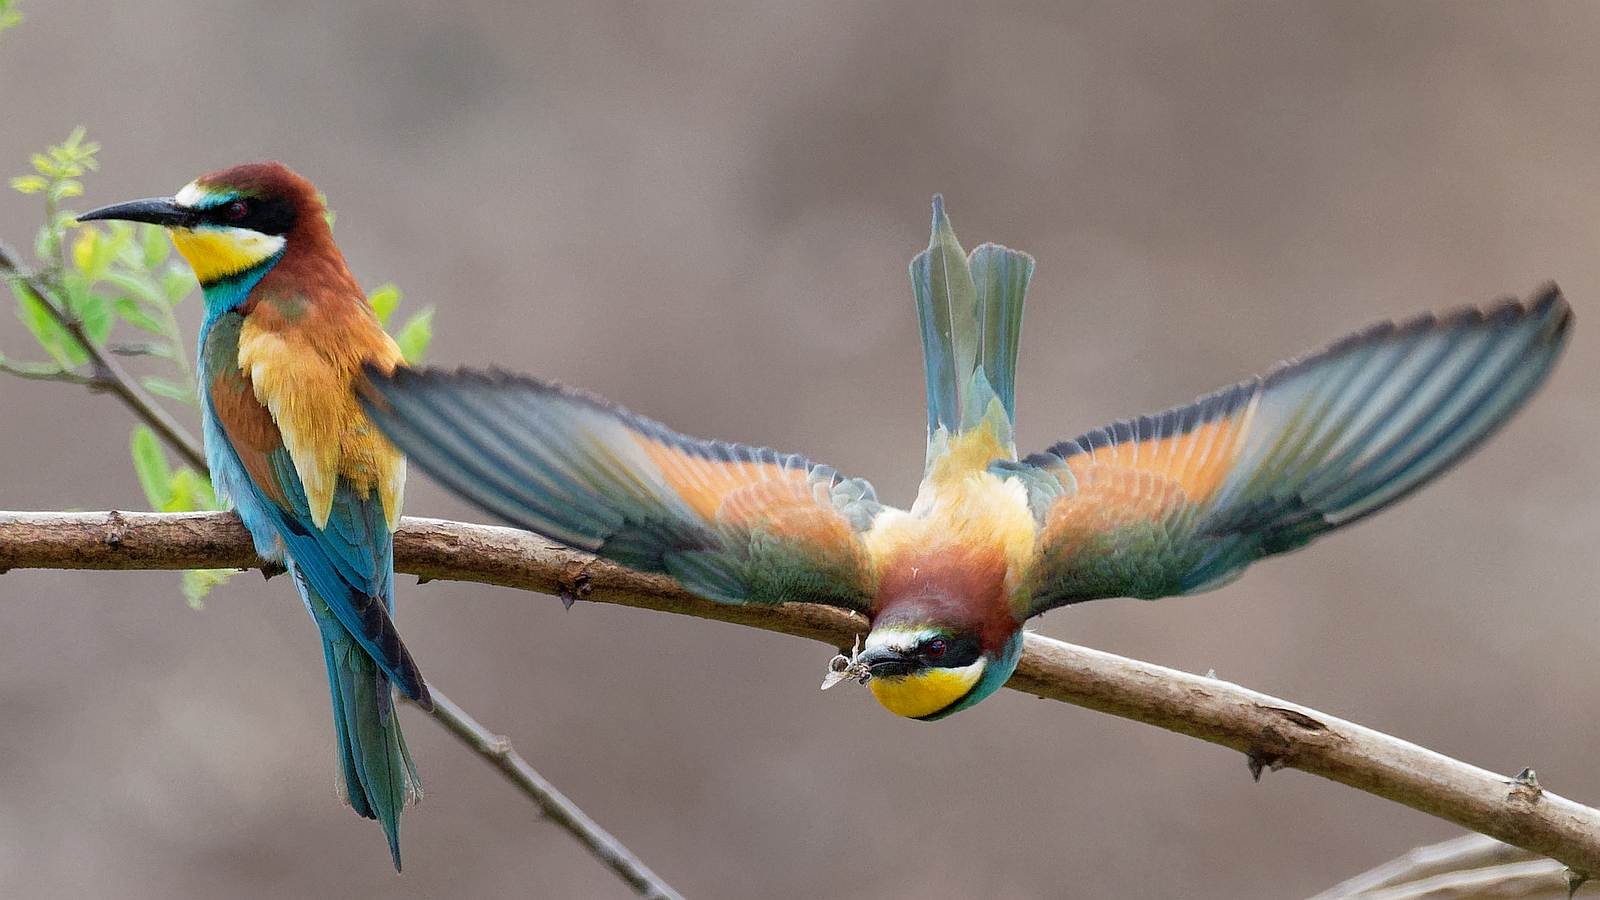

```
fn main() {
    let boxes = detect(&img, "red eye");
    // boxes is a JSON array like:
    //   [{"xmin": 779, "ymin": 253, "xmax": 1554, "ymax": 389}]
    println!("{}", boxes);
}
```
[
  {"xmin": 925, "ymin": 638, "xmax": 947, "ymax": 659},
  {"xmin": 225, "ymin": 200, "xmax": 248, "ymax": 220}
]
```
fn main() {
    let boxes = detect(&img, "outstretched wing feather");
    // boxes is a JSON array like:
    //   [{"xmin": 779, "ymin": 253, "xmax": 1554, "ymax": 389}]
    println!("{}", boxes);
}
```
[
  {"xmin": 1020, "ymin": 285, "xmax": 1570, "ymax": 615},
  {"xmin": 362, "ymin": 367, "xmax": 881, "ymax": 611}
]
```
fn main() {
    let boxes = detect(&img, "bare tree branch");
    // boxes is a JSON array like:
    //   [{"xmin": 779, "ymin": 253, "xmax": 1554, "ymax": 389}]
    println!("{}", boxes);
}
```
[
  {"xmin": 5, "ymin": 509, "xmax": 1600, "ymax": 878},
  {"xmin": 0, "ymin": 510, "xmax": 682, "ymax": 898}
]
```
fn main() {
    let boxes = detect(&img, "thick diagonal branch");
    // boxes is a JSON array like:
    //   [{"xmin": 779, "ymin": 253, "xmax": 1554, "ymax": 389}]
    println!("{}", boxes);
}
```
[{"xmin": 5, "ymin": 508, "xmax": 1600, "ymax": 877}]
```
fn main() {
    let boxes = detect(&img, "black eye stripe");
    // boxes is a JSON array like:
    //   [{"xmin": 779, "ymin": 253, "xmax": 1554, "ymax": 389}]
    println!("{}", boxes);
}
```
[
  {"xmin": 202, "ymin": 195, "xmax": 298, "ymax": 236},
  {"xmin": 920, "ymin": 634, "xmax": 981, "ymax": 668}
]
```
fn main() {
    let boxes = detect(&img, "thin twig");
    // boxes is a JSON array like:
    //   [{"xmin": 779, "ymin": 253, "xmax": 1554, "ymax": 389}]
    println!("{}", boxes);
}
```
[
  {"xmin": 5, "ymin": 509, "xmax": 1600, "ymax": 878},
  {"xmin": 0, "ymin": 240, "xmax": 205, "ymax": 469},
  {"xmin": 1309, "ymin": 833, "xmax": 1591, "ymax": 899},
  {"xmin": 0, "ymin": 359, "xmax": 92, "ymax": 383},
  {"xmin": 1308, "ymin": 833, "xmax": 1539, "ymax": 899},
  {"xmin": 421, "ymin": 691, "xmax": 684, "ymax": 900}
]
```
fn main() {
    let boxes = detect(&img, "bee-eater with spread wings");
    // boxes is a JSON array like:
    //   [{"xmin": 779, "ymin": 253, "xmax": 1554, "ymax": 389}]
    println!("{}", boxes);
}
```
[
  {"xmin": 80, "ymin": 163, "xmax": 430, "ymax": 869},
  {"xmin": 362, "ymin": 197, "xmax": 1569, "ymax": 722}
]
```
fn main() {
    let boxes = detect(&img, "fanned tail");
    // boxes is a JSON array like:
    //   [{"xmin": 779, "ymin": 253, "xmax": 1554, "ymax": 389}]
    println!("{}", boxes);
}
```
[{"xmin": 909, "ymin": 195, "xmax": 1034, "ymax": 469}]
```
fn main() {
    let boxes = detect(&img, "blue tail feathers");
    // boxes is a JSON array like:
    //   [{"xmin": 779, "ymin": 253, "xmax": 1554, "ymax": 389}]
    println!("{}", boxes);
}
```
[
  {"xmin": 909, "ymin": 195, "xmax": 1035, "ymax": 457},
  {"xmin": 298, "ymin": 569, "xmax": 421, "ymax": 872}
]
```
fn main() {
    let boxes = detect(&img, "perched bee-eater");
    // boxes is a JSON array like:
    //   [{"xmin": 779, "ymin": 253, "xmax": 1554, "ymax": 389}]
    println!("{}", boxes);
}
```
[
  {"xmin": 362, "ymin": 197, "xmax": 1569, "ymax": 722},
  {"xmin": 80, "ymin": 163, "xmax": 430, "ymax": 869}
]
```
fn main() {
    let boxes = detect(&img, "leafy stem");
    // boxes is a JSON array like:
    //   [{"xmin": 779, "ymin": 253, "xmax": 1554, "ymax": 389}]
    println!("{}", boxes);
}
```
[{"xmin": 0, "ymin": 239, "xmax": 207, "ymax": 468}]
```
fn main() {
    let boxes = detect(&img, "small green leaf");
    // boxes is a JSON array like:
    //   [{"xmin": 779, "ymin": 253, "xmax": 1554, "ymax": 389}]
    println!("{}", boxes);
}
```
[
  {"xmin": 112, "ymin": 296, "xmax": 167, "ymax": 334},
  {"xmin": 104, "ymin": 221, "xmax": 142, "ymax": 267},
  {"xmin": 16, "ymin": 291, "xmax": 83, "ymax": 366},
  {"xmin": 368, "ymin": 283, "xmax": 400, "ymax": 326},
  {"xmin": 77, "ymin": 293, "xmax": 114, "ymax": 345},
  {"xmin": 168, "ymin": 467, "xmax": 220, "ymax": 512},
  {"xmin": 161, "ymin": 267, "xmax": 197, "ymax": 304},
  {"xmin": 140, "ymin": 225, "xmax": 171, "ymax": 269},
  {"xmin": 168, "ymin": 467, "xmax": 220, "ymax": 511},
  {"xmin": 29, "ymin": 152, "xmax": 51, "ymax": 176},
  {"xmin": 395, "ymin": 307, "xmax": 434, "ymax": 365},
  {"xmin": 182, "ymin": 568, "xmax": 237, "ymax": 610},
  {"xmin": 75, "ymin": 228, "xmax": 123, "ymax": 283},
  {"xmin": 130, "ymin": 425, "xmax": 175, "ymax": 510},
  {"xmin": 317, "ymin": 192, "xmax": 336, "ymax": 230},
  {"xmin": 142, "ymin": 376, "xmax": 195, "ymax": 402},
  {"xmin": 9, "ymin": 174, "xmax": 46, "ymax": 194},
  {"xmin": 102, "ymin": 270, "xmax": 167, "ymax": 307},
  {"xmin": 70, "ymin": 227, "xmax": 99, "ymax": 274}
]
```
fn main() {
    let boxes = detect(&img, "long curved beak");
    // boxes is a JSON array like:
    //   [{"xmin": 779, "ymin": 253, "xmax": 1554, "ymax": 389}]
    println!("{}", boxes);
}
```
[{"xmin": 77, "ymin": 197, "xmax": 197, "ymax": 228}]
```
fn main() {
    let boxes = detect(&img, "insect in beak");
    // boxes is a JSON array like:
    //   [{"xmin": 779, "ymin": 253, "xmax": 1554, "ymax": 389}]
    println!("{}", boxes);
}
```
[{"xmin": 821, "ymin": 634, "xmax": 871, "ymax": 690}]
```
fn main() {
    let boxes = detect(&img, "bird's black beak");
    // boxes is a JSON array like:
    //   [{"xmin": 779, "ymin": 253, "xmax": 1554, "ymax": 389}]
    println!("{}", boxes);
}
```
[
  {"xmin": 856, "ymin": 646, "xmax": 921, "ymax": 679},
  {"xmin": 77, "ymin": 197, "xmax": 197, "ymax": 229}
]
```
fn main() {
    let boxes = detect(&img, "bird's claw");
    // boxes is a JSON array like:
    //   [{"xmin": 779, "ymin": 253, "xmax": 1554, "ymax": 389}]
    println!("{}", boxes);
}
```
[{"xmin": 821, "ymin": 634, "xmax": 871, "ymax": 689}]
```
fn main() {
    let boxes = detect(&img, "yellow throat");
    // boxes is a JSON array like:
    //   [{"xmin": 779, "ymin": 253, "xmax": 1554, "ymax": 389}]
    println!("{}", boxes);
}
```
[
  {"xmin": 869, "ymin": 658, "xmax": 986, "ymax": 719},
  {"xmin": 169, "ymin": 226, "xmax": 286, "ymax": 286}
]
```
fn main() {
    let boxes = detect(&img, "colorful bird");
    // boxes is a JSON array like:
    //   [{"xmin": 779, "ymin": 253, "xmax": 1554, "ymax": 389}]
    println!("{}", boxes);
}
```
[
  {"xmin": 361, "ymin": 196, "xmax": 1569, "ymax": 722},
  {"xmin": 79, "ymin": 163, "xmax": 430, "ymax": 869}
]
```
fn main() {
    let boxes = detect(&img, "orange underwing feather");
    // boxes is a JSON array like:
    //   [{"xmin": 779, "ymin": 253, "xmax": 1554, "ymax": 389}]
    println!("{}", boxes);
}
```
[
  {"xmin": 1026, "ymin": 413, "xmax": 1250, "ymax": 565},
  {"xmin": 635, "ymin": 434, "xmax": 808, "ymax": 520},
  {"xmin": 1059, "ymin": 415, "xmax": 1249, "ymax": 504}
]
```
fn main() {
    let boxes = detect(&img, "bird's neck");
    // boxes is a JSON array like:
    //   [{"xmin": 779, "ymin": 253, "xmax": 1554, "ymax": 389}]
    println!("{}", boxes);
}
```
[
  {"xmin": 195, "ymin": 257, "xmax": 281, "ymax": 348},
  {"xmin": 866, "ymin": 460, "xmax": 1037, "ymax": 641}
]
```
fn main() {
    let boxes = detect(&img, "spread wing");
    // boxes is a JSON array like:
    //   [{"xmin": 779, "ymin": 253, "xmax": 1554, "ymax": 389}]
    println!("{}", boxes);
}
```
[
  {"xmin": 1018, "ymin": 285, "xmax": 1571, "ymax": 616},
  {"xmin": 360, "ymin": 367, "xmax": 884, "ymax": 611}
]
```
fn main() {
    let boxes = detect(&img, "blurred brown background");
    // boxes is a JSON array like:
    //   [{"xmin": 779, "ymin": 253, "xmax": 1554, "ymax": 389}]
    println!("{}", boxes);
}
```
[{"xmin": 3, "ymin": 2, "xmax": 1599, "ymax": 898}]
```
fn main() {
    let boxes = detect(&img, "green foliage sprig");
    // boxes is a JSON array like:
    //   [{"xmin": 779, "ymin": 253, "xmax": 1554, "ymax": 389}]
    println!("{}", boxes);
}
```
[{"xmin": 0, "ymin": 0, "xmax": 22, "ymax": 39}]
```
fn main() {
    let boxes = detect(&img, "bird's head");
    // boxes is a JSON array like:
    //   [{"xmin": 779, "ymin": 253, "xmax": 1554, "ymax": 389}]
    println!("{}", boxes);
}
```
[
  {"xmin": 849, "ymin": 609, "xmax": 1025, "ymax": 721},
  {"xmin": 78, "ymin": 162, "xmax": 326, "ymax": 294}
]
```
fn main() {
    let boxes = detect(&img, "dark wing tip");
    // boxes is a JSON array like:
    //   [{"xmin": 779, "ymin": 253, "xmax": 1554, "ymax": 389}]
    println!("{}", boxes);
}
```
[
  {"xmin": 1258, "ymin": 282, "xmax": 1571, "ymax": 392},
  {"xmin": 1527, "ymin": 281, "xmax": 1572, "ymax": 338},
  {"xmin": 363, "ymin": 362, "xmax": 626, "ymax": 415},
  {"xmin": 408, "ymin": 679, "xmax": 435, "ymax": 712}
]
